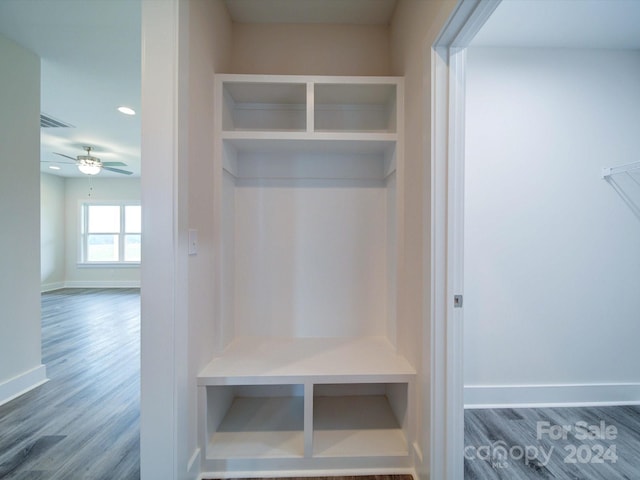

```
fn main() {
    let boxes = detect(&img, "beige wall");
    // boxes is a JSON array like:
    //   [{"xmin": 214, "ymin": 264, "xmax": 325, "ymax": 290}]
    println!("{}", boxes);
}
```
[
  {"xmin": 390, "ymin": 0, "xmax": 457, "ymax": 476},
  {"xmin": 186, "ymin": 0, "xmax": 232, "ymax": 472},
  {"xmin": 188, "ymin": 0, "xmax": 231, "ymax": 374},
  {"xmin": 231, "ymin": 23, "xmax": 391, "ymax": 76}
]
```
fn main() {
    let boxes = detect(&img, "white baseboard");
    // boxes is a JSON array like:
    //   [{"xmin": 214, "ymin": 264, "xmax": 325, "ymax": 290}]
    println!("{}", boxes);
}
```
[
  {"xmin": 199, "ymin": 468, "xmax": 416, "ymax": 480},
  {"xmin": 465, "ymin": 383, "xmax": 640, "ymax": 409},
  {"xmin": 0, "ymin": 364, "xmax": 48, "ymax": 407},
  {"xmin": 41, "ymin": 281, "xmax": 65, "ymax": 293},
  {"xmin": 62, "ymin": 280, "xmax": 141, "ymax": 288},
  {"xmin": 41, "ymin": 281, "xmax": 141, "ymax": 291}
]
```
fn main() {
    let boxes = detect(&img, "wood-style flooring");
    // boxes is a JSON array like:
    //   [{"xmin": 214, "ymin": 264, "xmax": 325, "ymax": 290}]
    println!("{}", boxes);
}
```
[
  {"xmin": 465, "ymin": 405, "xmax": 640, "ymax": 479},
  {"xmin": 0, "ymin": 288, "xmax": 140, "ymax": 480}
]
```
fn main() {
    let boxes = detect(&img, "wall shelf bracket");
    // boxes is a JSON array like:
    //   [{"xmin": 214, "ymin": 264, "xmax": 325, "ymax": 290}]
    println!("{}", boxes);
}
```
[{"xmin": 601, "ymin": 161, "xmax": 640, "ymax": 179}]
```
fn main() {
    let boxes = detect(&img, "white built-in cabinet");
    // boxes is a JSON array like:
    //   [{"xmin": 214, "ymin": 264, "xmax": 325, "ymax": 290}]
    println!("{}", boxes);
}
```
[{"xmin": 198, "ymin": 74, "xmax": 414, "ymax": 474}]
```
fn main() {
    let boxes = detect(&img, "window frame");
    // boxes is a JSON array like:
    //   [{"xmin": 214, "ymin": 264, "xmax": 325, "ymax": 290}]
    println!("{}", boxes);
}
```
[{"xmin": 79, "ymin": 202, "xmax": 141, "ymax": 266}]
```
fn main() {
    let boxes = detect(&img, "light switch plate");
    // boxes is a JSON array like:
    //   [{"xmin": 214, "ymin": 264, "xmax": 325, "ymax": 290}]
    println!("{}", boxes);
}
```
[{"xmin": 188, "ymin": 229, "xmax": 198, "ymax": 256}]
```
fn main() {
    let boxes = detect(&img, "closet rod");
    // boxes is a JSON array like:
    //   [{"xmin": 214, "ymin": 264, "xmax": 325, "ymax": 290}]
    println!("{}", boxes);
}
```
[{"xmin": 601, "ymin": 161, "xmax": 640, "ymax": 179}]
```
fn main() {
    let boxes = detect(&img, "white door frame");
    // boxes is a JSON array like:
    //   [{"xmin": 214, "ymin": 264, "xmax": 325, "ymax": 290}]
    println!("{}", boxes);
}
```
[
  {"xmin": 429, "ymin": 1, "xmax": 500, "ymax": 478},
  {"xmin": 140, "ymin": 0, "xmax": 191, "ymax": 478}
]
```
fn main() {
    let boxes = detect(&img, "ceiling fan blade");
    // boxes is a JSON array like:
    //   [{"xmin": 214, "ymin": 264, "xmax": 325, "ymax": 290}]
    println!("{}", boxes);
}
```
[
  {"xmin": 53, "ymin": 152, "xmax": 77, "ymax": 161},
  {"xmin": 41, "ymin": 160, "xmax": 75, "ymax": 164},
  {"xmin": 101, "ymin": 161, "xmax": 128, "ymax": 167},
  {"xmin": 102, "ymin": 166, "xmax": 133, "ymax": 175}
]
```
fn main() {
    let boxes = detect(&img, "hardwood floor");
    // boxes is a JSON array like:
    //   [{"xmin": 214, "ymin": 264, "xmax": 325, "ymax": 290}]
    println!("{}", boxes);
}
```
[
  {"xmin": 0, "ymin": 288, "xmax": 140, "ymax": 480},
  {"xmin": 465, "ymin": 405, "xmax": 640, "ymax": 479}
]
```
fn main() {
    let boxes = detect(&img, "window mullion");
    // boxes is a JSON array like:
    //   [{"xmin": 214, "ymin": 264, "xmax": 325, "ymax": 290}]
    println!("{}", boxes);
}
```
[
  {"xmin": 120, "ymin": 205, "xmax": 126, "ymax": 262},
  {"xmin": 83, "ymin": 204, "xmax": 88, "ymax": 263}
]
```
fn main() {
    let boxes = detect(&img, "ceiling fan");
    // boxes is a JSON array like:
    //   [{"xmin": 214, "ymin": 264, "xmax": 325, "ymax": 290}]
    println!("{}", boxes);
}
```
[{"xmin": 44, "ymin": 146, "xmax": 133, "ymax": 176}]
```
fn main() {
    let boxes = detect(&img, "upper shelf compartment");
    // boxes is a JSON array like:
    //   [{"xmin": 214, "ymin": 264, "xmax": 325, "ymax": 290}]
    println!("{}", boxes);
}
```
[
  {"xmin": 314, "ymin": 83, "xmax": 397, "ymax": 133},
  {"xmin": 222, "ymin": 80, "xmax": 307, "ymax": 132},
  {"xmin": 219, "ymin": 75, "xmax": 401, "ymax": 135}
]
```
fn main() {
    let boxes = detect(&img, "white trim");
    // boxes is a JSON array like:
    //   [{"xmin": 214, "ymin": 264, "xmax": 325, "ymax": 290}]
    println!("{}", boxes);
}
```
[
  {"xmin": 429, "ymin": 46, "xmax": 453, "ymax": 480},
  {"xmin": 0, "ymin": 364, "xmax": 48, "ymax": 407},
  {"xmin": 42, "ymin": 281, "xmax": 140, "ymax": 292},
  {"xmin": 199, "ymin": 467, "xmax": 417, "ymax": 480},
  {"xmin": 430, "ymin": 1, "xmax": 501, "ymax": 479},
  {"xmin": 465, "ymin": 383, "xmax": 640, "ymax": 409},
  {"xmin": 63, "ymin": 281, "xmax": 140, "ymax": 289},
  {"xmin": 41, "ymin": 281, "xmax": 65, "ymax": 292},
  {"xmin": 77, "ymin": 262, "xmax": 140, "ymax": 268},
  {"xmin": 140, "ymin": 0, "xmax": 181, "ymax": 477}
]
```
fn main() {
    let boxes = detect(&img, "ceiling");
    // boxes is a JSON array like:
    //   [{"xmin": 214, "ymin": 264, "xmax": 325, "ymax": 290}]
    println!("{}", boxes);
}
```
[
  {"xmin": 1, "ymin": 0, "xmax": 639, "ymax": 179},
  {"xmin": 472, "ymin": 0, "xmax": 640, "ymax": 49},
  {"xmin": 0, "ymin": 0, "xmax": 141, "ymax": 178}
]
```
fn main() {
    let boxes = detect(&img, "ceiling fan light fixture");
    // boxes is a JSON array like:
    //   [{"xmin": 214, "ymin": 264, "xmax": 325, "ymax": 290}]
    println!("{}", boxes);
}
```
[{"xmin": 77, "ymin": 159, "xmax": 101, "ymax": 175}]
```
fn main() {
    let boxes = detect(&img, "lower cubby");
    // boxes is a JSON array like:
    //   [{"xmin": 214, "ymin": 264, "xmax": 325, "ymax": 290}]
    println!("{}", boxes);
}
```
[
  {"xmin": 312, "ymin": 383, "xmax": 408, "ymax": 458},
  {"xmin": 201, "ymin": 381, "xmax": 409, "ymax": 463},
  {"xmin": 205, "ymin": 384, "xmax": 305, "ymax": 459},
  {"xmin": 198, "ymin": 337, "xmax": 415, "ymax": 472}
]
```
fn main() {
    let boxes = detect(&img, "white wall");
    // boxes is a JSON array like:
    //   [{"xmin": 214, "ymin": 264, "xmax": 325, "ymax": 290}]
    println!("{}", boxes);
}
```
[
  {"xmin": 0, "ymin": 34, "xmax": 47, "ymax": 405},
  {"xmin": 226, "ymin": 17, "xmax": 395, "ymax": 344},
  {"xmin": 464, "ymin": 48, "xmax": 640, "ymax": 406},
  {"xmin": 234, "ymin": 180, "xmax": 388, "ymax": 338},
  {"xmin": 140, "ymin": 1, "xmax": 186, "ymax": 477},
  {"xmin": 63, "ymin": 177, "xmax": 141, "ymax": 287},
  {"xmin": 389, "ymin": 0, "xmax": 457, "ymax": 475},
  {"xmin": 41, "ymin": 173, "xmax": 66, "ymax": 291}
]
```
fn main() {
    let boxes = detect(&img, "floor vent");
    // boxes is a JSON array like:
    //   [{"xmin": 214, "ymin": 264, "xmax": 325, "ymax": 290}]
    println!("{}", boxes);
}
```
[{"xmin": 40, "ymin": 113, "xmax": 74, "ymax": 128}]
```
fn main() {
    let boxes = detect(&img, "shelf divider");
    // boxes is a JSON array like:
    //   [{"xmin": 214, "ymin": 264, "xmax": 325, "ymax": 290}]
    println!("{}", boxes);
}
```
[
  {"xmin": 304, "ymin": 382, "xmax": 314, "ymax": 458},
  {"xmin": 307, "ymin": 81, "xmax": 314, "ymax": 133}
]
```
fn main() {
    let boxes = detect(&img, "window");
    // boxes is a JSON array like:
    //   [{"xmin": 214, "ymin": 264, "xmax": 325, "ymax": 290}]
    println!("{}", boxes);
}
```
[{"xmin": 81, "ymin": 204, "xmax": 141, "ymax": 264}]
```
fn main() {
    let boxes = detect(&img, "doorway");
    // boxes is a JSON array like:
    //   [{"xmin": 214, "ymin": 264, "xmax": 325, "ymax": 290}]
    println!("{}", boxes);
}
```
[
  {"xmin": 433, "ymin": 2, "xmax": 638, "ymax": 478},
  {"xmin": 0, "ymin": 0, "xmax": 142, "ymax": 476}
]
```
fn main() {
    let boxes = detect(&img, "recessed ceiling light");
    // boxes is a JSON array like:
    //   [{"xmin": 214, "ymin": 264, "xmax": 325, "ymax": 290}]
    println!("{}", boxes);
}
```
[
  {"xmin": 49, "ymin": 165, "xmax": 61, "ymax": 170},
  {"xmin": 117, "ymin": 106, "xmax": 136, "ymax": 116}
]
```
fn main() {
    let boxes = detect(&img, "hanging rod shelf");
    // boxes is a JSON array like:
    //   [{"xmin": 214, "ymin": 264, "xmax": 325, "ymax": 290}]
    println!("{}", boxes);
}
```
[{"xmin": 601, "ymin": 161, "xmax": 640, "ymax": 179}]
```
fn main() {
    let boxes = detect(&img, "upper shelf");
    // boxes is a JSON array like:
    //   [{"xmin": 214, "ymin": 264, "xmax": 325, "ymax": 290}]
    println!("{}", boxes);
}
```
[
  {"xmin": 601, "ymin": 161, "xmax": 640, "ymax": 179},
  {"xmin": 221, "ymin": 131, "xmax": 397, "ymax": 154},
  {"xmin": 219, "ymin": 74, "xmax": 401, "ymax": 135}
]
